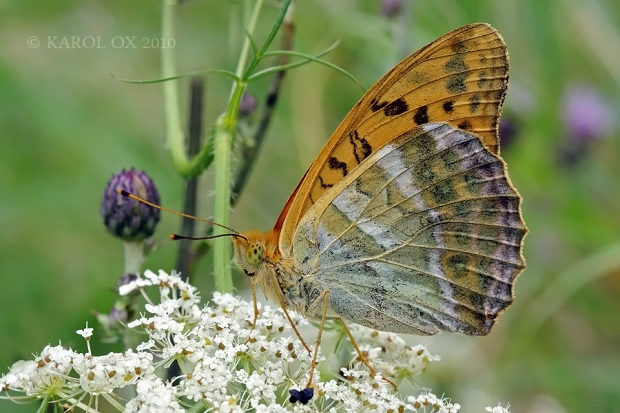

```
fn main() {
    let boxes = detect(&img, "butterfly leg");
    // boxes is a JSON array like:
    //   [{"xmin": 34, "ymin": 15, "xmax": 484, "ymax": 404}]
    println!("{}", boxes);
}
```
[
  {"xmin": 338, "ymin": 319, "xmax": 397, "ymax": 389},
  {"xmin": 250, "ymin": 279, "xmax": 259, "ymax": 330},
  {"xmin": 247, "ymin": 275, "xmax": 310, "ymax": 352},
  {"xmin": 305, "ymin": 289, "xmax": 330, "ymax": 389}
]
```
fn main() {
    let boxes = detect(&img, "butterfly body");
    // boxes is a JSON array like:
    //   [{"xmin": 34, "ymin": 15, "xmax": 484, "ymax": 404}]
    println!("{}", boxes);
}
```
[
  {"xmin": 232, "ymin": 23, "xmax": 526, "ymax": 340},
  {"xmin": 232, "ymin": 230, "xmax": 323, "ymax": 318}
]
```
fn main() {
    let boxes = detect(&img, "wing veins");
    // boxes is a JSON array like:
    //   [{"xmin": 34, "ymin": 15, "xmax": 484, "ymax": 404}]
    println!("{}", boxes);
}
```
[
  {"xmin": 375, "ymin": 256, "xmax": 514, "ymax": 289},
  {"xmin": 316, "ymin": 129, "xmax": 473, "ymax": 254},
  {"xmin": 383, "ymin": 158, "xmax": 506, "ymax": 216},
  {"xmin": 410, "ymin": 28, "xmax": 505, "ymax": 63},
  {"xmin": 357, "ymin": 150, "xmax": 504, "ymax": 224},
  {"xmin": 353, "ymin": 130, "xmax": 483, "ymax": 224},
  {"xmin": 405, "ymin": 243, "xmax": 525, "ymax": 267},
  {"xmin": 331, "ymin": 287, "xmax": 436, "ymax": 333},
  {"xmin": 319, "ymin": 218, "xmax": 524, "ymax": 272},
  {"xmin": 318, "ymin": 134, "xmax": 510, "ymax": 256},
  {"xmin": 439, "ymin": 230, "xmax": 522, "ymax": 247},
  {"xmin": 333, "ymin": 275, "xmax": 503, "ymax": 327},
  {"xmin": 391, "ymin": 193, "xmax": 522, "ymax": 218}
]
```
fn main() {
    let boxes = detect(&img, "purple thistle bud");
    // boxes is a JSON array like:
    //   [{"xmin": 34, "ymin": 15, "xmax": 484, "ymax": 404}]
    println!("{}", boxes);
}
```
[
  {"xmin": 100, "ymin": 168, "xmax": 161, "ymax": 241},
  {"xmin": 380, "ymin": 0, "xmax": 403, "ymax": 18},
  {"xmin": 239, "ymin": 92, "xmax": 258, "ymax": 118}
]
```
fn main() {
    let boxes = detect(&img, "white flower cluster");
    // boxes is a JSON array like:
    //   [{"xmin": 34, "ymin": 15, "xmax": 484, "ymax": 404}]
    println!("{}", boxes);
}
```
[
  {"xmin": 0, "ymin": 344, "xmax": 154, "ymax": 411},
  {"xmin": 347, "ymin": 324, "xmax": 440, "ymax": 380},
  {"xmin": 0, "ymin": 270, "xmax": 510, "ymax": 413}
]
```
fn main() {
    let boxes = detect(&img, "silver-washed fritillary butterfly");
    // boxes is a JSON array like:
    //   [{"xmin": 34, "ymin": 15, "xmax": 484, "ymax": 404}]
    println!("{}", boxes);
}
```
[{"xmin": 232, "ymin": 23, "xmax": 526, "ymax": 389}]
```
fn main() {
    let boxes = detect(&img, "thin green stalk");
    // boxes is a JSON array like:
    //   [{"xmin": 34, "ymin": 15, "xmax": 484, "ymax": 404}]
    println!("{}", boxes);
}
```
[
  {"xmin": 162, "ymin": 0, "xmax": 214, "ymax": 178},
  {"xmin": 212, "ymin": 0, "xmax": 265, "ymax": 292},
  {"xmin": 161, "ymin": 0, "xmax": 187, "ymax": 173},
  {"xmin": 232, "ymin": 12, "xmax": 294, "ymax": 201},
  {"xmin": 212, "ymin": 112, "xmax": 235, "ymax": 293}
]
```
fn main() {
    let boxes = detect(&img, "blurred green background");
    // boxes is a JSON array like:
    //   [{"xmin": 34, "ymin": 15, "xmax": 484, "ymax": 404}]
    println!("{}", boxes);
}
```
[{"xmin": 1, "ymin": 0, "xmax": 620, "ymax": 412}]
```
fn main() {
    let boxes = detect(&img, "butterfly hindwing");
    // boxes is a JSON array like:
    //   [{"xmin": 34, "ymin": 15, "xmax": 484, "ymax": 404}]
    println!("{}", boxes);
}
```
[
  {"xmin": 277, "ymin": 23, "xmax": 509, "ymax": 255},
  {"xmin": 293, "ymin": 123, "xmax": 526, "ymax": 335}
]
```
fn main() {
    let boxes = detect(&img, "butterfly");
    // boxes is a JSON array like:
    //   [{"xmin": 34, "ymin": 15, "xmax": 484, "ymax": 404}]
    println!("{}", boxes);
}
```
[{"xmin": 232, "ymin": 22, "xmax": 526, "ymax": 389}]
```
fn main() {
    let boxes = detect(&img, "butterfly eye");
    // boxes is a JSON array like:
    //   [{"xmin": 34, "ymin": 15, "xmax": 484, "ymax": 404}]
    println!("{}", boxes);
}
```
[{"xmin": 245, "ymin": 242, "xmax": 264, "ymax": 267}]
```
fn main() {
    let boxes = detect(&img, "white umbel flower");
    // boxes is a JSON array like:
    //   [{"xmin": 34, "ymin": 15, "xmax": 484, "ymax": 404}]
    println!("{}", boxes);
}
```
[
  {"xmin": 124, "ymin": 376, "xmax": 184, "ymax": 413},
  {"xmin": 0, "ymin": 270, "xmax": 492, "ymax": 412}
]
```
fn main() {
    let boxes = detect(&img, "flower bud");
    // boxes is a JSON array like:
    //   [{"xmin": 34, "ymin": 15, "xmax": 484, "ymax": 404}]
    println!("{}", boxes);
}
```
[{"xmin": 100, "ymin": 168, "xmax": 161, "ymax": 241}]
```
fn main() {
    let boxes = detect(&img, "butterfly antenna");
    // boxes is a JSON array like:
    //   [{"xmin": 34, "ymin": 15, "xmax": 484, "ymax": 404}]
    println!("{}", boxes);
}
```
[
  {"xmin": 118, "ymin": 189, "xmax": 246, "ymax": 240},
  {"xmin": 170, "ymin": 233, "xmax": 247, "ymax": 241}
]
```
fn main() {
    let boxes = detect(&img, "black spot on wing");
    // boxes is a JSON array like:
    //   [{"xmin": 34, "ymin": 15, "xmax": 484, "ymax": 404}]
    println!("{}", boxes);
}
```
[
  {"xmin": 458, "ymin": 120, "xmax": 472, "ymax": 131},
  {"xmin": 370, "ymin": 98, "xmax": 388, "ymax": 112},
  {"xmin": 384, "ymin": 98, "xmax": 409, "ymax": 116},
  {"xmin": 318, "ymin": 175, "xmax": 333, "ymax": 189},
  {"xmin": 413, "ymin": 105, "xmax": 429, "ymax": 125},
  {"xmin": 349, "ymin": 130, "xmax": 373, "ymax": 164},
  {"xmin": 443, "ymin": 101, "xmax": 454, "ymax": 113},
  {"xmin": 328, "ymin": 156, "xmax": 348, "ymax": 177}
]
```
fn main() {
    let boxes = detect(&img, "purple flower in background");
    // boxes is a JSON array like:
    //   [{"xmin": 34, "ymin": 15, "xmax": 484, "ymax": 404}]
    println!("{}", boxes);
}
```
[
  {"xmin": 563, "ymin": 84, "xmax": 614, "ymax": 142},
  {"xmin": 380, "ymin": 0, "xmax": 403, "ymax": 18},
  {"xmin": 559, "ymin": 84, "xmax": 616, "ymax": 166}
]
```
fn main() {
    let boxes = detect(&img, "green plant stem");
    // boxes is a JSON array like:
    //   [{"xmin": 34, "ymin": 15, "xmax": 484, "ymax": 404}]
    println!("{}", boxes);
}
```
[
  {"xmin": 162, "ymin": 0, "xmax": 213, "ymax": 178},
  {"xmin": 232, "ymin": 12, "xmax": 294, "ymax": 201},
  {"xmin": 212, "ymin": 0, "xmax": 264, "ymax": 292},
  {"xmin": 212, "ymin": 113, "xmax": 235, "ymax": 293},
  {"xmin": 161, "ymin": 0, "xmax": 186, "ymax": 173}
]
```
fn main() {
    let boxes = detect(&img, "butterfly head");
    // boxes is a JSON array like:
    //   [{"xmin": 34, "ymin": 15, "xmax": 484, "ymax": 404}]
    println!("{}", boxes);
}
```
[{"xmin": 232, "ymin": 230, "xmax": 280, "ymax": 278}]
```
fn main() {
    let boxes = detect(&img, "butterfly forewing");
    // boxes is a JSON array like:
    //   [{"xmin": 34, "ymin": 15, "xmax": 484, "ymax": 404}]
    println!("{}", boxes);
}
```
[
  {"xmin": 277, "ymin": 23, "xmax": 509, "ymax": 255},
  {"xmin": 293, "ymin": 123, "xmax": 526, "ymax": 335}
]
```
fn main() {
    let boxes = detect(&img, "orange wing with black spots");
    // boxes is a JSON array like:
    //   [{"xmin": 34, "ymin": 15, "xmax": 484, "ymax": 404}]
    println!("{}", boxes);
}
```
[{"xmin": 275, "ymin": 23, "xmax": 509, "ymax": 254}]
